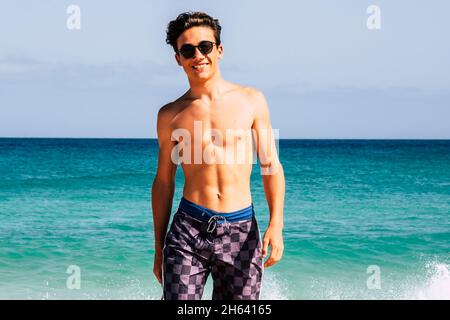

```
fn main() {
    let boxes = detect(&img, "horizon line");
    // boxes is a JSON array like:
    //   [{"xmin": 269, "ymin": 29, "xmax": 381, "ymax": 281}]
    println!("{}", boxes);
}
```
[{"xmin": 1, "ymin": 136, "xmax": 449, "ymax": 141}]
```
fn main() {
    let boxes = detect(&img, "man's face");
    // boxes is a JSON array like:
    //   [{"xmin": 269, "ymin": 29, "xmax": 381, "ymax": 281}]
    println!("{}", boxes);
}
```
[{"xmin": 175, "ymin": 26, "xmax": 223, "ymax": 81}]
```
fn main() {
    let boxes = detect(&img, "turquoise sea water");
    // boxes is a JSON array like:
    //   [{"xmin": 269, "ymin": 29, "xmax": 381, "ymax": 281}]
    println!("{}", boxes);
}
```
[{"xmin": 0, "ymin": 138, "xmax": 449, "ymax": 299}]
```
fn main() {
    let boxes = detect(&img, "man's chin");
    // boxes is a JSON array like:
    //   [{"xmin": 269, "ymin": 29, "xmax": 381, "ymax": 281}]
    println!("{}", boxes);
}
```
[{"xmin": 190, "ymin": 72, "xmax": 213, "ymax": 81}]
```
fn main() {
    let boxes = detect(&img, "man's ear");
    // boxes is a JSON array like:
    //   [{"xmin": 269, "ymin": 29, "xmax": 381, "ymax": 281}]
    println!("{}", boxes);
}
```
[
  {"xmin": 217, "ymin": 44, "xmax": 224, "ymax": 59},
  {"xmin": 175, "ymin": 53, "xmax": 182, "ymax": 66}
]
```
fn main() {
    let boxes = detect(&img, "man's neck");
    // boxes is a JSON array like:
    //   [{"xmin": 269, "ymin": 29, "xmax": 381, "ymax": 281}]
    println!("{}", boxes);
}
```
[{"xmin": 187, "ymin": 72, "xmax": 228, "ymax": 102}]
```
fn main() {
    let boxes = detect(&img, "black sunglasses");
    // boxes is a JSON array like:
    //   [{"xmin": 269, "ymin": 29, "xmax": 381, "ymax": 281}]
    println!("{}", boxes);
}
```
[{"xmin": 178, "ymin": 41, "xmax": 216, "ymax": 59}]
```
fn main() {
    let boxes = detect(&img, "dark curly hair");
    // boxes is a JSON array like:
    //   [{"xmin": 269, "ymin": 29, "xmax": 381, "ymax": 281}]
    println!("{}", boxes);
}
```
[{"xmin": 166, "ymin": 11, "xmax": 222, "ymax": 53}]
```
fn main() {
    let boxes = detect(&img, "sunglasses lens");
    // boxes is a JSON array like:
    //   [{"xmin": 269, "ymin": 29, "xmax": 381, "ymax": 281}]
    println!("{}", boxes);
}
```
[
  {"xmin": 179, "ymin": 45, "xmax": 195, "ymax": 59},
  {"xmin": 179, "ymin": 41, "xmax": 215, "ymax": 59},
  {"xmin": 198, "ymin": 41, "xmax": 214, "ymax": 55}
]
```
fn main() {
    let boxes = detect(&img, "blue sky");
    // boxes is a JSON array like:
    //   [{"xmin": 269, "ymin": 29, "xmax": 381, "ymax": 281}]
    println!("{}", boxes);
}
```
[{"xmin": 1, "ymin": 0, "xmax": 449, "ymax": 138}]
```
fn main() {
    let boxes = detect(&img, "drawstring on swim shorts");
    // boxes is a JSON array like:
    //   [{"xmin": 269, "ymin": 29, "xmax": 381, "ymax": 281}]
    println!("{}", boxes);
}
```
[{"xmin": 206, "ymin": 215, "xmax": 228, "ymax": 233}]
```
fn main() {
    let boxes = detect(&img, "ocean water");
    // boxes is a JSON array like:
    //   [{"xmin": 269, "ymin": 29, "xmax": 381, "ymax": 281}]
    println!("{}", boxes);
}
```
[{"xmin": 0, "ymin": 138, "xmax": 449, "ymax": 300}]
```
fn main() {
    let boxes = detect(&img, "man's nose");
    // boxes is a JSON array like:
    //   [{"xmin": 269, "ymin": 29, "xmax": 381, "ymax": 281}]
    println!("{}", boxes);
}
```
[{"xmin": 193, "ymin": 47, "xmax": 206, "ymax": 59}]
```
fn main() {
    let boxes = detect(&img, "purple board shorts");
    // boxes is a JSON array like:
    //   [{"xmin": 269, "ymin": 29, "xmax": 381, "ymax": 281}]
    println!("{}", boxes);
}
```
[{"xmin": 162, "ymin": 197, "xmax": 264, "ymax": 300}]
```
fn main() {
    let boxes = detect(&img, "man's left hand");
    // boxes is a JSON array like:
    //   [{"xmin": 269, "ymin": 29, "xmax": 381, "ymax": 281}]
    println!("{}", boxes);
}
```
[{"xmin": 262, "ymin": 224, "xmax": 284, "ymax": 268}]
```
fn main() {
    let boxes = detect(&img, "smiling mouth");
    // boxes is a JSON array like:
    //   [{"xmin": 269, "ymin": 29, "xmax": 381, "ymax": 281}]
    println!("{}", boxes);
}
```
[{"xmin": 192, "ymin": 63, "xmax": 209, "ymax": 70}]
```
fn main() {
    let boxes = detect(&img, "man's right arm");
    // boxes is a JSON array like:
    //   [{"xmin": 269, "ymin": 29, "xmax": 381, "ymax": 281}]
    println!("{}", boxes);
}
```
[{"xmin": 151, "ymin": 104, "xmax": 178, "ymax": 252}]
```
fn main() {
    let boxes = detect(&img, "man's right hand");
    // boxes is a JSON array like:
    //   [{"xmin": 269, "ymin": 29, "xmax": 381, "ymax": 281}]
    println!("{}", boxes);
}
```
[{"xmin": 153, "ymin": 248, "xmax": 163, "ymax": 284}]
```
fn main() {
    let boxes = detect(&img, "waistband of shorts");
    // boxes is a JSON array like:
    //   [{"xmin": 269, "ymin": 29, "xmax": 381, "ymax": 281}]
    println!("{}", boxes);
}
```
[{"xmin": 178, "ymin": 196, "xmax": 254, "ymax": 223}]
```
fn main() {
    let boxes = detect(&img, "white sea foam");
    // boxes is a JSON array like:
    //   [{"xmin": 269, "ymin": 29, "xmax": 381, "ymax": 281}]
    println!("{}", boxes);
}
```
[
  {"xmin": 408, "ymin": 262, "xmax": 450, "ymax": 300},
  {"xmin": 306, "ymin": 261, "xmax": 450, "ymax": 300},
  {"xmin": 260, "ymin": 271, "xmax": 289, "ymax": 300},
  {"xmin": 12, "ymin": 262, "xmax": 449, "ymax": 300}
]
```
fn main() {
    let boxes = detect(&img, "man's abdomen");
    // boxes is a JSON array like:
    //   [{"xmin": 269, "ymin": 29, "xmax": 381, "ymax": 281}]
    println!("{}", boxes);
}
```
[{"xmin": 181, "ymin": 163, "xmax": 253, "ymax": 213}]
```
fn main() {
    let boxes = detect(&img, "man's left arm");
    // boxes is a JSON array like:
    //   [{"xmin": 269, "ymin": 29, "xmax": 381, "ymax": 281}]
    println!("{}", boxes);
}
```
[{"xmin": 251, "ymin": 89, "xmax": 285, "ymax": 268}]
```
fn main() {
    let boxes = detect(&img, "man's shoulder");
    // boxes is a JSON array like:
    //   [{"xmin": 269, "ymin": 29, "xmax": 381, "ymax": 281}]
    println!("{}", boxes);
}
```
[
  {"xmin": 157, "ymin": 98, "xmax": 187, "ymax": 119},
  {"xmin": 236, "ymin": 86, "xmax": 267, "ymax": 114},
  {"xmin": 158, "ymin": 101, "xmax": 175, "ymax": 116},
  {"xmin": 229, "ymin": 83, "xmax": 262, "ymax": 97},
  {"xmin": 226, "ymin": 85, "xmax": 268, "ymax": 120},
  {"xmin": 225, "ymin": 83, "xmax": 264, "ymax": 107},
  {"xmin": 236, "ymin": 85, "xmax": 266, "ymax": 103}
]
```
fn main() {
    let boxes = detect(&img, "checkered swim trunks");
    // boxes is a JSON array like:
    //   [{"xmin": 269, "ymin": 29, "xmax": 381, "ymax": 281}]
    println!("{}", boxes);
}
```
[{"xmin": 162, "ymin": 197, "xmax": 264, "ymax": 300}]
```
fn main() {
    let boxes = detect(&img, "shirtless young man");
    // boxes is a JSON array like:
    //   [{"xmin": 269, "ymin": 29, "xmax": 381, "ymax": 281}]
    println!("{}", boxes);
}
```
[{"xmin": 151, "ymin": 11, "xmax": 285, "ymax": 300}]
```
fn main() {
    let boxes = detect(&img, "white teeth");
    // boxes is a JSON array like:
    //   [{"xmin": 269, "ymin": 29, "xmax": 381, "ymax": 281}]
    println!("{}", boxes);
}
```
[{"xmin": 193, "ymin": 63, "xmax": 208, "ymax": 70}]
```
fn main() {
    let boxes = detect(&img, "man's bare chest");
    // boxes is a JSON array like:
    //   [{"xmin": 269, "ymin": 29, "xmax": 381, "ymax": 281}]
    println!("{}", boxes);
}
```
[
  {"xmin": 173, "ymin": 99, "xmax": 254, "ymax": 134},
  {"xmin": 171, "ymin": 100, "xmax": 256, "ymax": 163}
]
